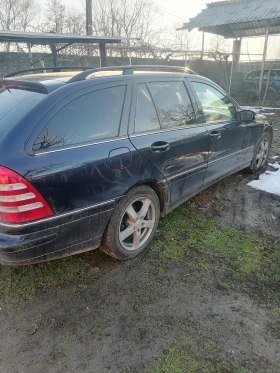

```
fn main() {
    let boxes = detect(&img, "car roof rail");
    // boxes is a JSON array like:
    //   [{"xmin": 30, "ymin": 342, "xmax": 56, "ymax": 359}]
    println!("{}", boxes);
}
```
[
  {"xmin": 68, "ymin": 65, "xmax": 197, "ymax": 83},
  {"xmin": 5, "ymin": 66, "xmax": 93, "ymax": 78}
]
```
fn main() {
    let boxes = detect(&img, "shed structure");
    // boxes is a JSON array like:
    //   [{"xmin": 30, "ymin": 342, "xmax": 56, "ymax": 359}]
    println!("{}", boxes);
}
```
[
  {"xmin": 179, "ymin": 0, "xmax": 280, "ymax": 95},
  {"xmin": 0, "ymin": 30, "xmax": 134, "ymax": 67}
]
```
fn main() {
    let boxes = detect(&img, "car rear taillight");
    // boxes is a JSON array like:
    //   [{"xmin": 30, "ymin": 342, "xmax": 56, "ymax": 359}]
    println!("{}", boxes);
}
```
[{"xmin": 0, "ymin": 166, "xmax": 54, "ymax": 223}]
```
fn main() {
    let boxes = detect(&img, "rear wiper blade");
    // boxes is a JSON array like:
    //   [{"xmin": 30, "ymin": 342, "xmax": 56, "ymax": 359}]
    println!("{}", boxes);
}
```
[{"xmin": 0, "ymin": 74, "xmax": 11, "ymax": 93}]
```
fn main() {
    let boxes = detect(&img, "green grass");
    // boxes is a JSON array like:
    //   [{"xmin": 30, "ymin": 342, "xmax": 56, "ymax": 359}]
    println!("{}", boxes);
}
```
[
  {"xmin": 144, "ymin": 322, "xmax": 277, "ymax": 373},
  {"xmin": 0, "ymin": 255, "xmax": 91, "ymax": 306},
  {"xmin": 150, "ymin": 204, "xmax": 280, "ymax": 305},
  {"xmin": 1, "ymin": 203, "xmax": 280, "ymax": 308},
  {"xmin": 144, "ymin": 323, "xmax": 230, "ymax": 373},
  {"xmin": 151, "ymin": 204, "xmax": 262, "ymax": 278}
]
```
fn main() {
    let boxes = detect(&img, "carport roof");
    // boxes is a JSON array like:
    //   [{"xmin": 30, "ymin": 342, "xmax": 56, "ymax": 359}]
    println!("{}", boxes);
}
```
[
  {"xmin": 0, "ymin": 30, "xmax": 133, "ymax": 45},
  {"xmin": 178, "ymin": 0, "xmax": 280, "ymax": 38}
]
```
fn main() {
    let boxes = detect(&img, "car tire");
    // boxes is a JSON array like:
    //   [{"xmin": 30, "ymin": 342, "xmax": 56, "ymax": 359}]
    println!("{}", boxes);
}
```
[
  {"xmin": 245, "ymin": 88, "xmax": 258, "ymax": 102},
  {"xmin": 265, "ymin": 87, "xmax": 277, "ymax": 104},
  {"xmin": 101, "ymin": 185, "xmax": 160, "ymax": 260},
  {"xmin": 250, "ymin": 132, "xmax": 272, "ymax": 174}
]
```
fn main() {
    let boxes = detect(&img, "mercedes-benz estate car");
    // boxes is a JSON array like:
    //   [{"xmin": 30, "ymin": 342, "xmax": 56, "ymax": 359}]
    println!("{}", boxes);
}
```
[{"xmin": 0, "ymin": 65, "xmax": 273, "ymax": 265}]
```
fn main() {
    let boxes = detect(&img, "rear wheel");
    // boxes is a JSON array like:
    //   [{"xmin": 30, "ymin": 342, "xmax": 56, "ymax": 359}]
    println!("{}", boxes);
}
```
[
  {"xmin": 245, "ymin": 88, "xmax": 258, "ymax": 102},
  {"xmin": 265, "ymin": 87, "xmax": 277, "ymax": 104},
  {"xmin": 101, "ymin": 185, "xmax": 160, "ymax": 260},
  {"xmin": 250, "ymin": 133, "xmax": 272, "ymax": 174}
]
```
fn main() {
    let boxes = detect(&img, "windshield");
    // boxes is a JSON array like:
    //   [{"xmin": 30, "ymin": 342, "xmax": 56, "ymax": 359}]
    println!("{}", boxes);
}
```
[{"xmin": 0, "ymin": 88, "xmax": 45, "ymax": 137}]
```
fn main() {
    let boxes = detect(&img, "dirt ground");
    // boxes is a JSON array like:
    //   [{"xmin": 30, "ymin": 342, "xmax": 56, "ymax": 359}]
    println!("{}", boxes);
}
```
[{"xmin": 1, "ymin": 110, "xmax": 280, "ymax": 373}]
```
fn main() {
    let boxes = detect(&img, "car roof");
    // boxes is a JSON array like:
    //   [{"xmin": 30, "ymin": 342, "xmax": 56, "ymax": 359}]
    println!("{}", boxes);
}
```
[
  {"xmin": 248, "ymin": 69, "xmax": 280, "ymax": 73},
  {"xmin": 10, "ymin": 71, "xmax": 82, "ymax": 82},
  {"xmin": 4, "ymin": 67, "xmax": 198, "ymax": 94}
]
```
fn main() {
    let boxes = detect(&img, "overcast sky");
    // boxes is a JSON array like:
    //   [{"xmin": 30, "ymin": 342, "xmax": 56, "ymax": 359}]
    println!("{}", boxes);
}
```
[
  {"xmin": 44, "ymin": 0, "xmax": 279, "ymax": 61},
  {"xmin": 149, "ymin": 0, "xmax": 280, "ymax": 60},
  {"xmin": 147, "ymin": 0, "xmax": 208, "ymax": 24}
]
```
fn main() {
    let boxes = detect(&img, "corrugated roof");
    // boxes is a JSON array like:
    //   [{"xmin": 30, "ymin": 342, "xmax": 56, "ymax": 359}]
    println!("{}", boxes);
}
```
[
  {"xmin": 0, "ymin": 30, "xmax": 136, "ymax": 45},
  {"xmin": 179, "ymin": 0, "xmax": 280, "ymax": 38}
]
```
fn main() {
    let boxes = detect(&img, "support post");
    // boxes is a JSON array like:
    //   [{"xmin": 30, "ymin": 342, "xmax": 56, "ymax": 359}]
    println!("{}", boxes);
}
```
[
  {"xmin": 232, "ymin": 38, "xmax": 242, "ymax": 72},
  {"xmin": 201, "ymin": 31, "xmax": 205, "ymax": 59},
  {"xmin": 86, "ymin": 0, "xmax": 93, "ymax": 56},
  {"xmin": 86, "ymin": 0, "xmax": 93, "ymax": 35},
  {"xmin": 49, "ymin": 44, "xmax": 58, "ymax": 67},
  {"xmin": 99, "ymin": 42, "xmax": 107, "ymax": 67},
  {"xmin": 27, "ymin": 43, "xmax": 33, "ymax": 68},
  {"xmin": 229, "ymin": 57, "xmax": 234, "ymax": 95},
  {"xmin": 128, "ymin": 40, "xmax": 132, "ymax": 65},
  {"xmin": 259, "ymin": 25, "xmax": 269, "ymax": 96}
]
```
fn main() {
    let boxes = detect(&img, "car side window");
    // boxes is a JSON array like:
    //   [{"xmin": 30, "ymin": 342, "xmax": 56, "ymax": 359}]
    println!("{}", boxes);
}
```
[
  {"xmin": 33, "ymin": 85, "xmax": 126, "ymax": 151},
  {"xmin": 252, "ymin": 71, "xmax": 261, "ymax": 80},
  {"xmin": 148, "ymin": 81, "xmax": 195, "ymax": 129},
  {"xmin": 134, "ymin": 84, "xmax": 161, "ymax": 133},
  {"xmin": 190, "ymin": 82, "xmax": 237, "ymax": 122},
  {"xmin": 263, "ymin": 71, "xmax": 269, "ymax": 79},
  {"xmin": 270, "ymin": 70, "xmax": 277, "ymax": 80}
]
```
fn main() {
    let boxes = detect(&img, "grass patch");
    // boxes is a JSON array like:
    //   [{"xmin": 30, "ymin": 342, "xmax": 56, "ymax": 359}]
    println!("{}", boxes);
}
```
[
  {"xmin": 150, "ymin": 204, "xmax": 280, "ymax": 305},
  {"xmin": 144, "ymin": 322, "xmax": 277, "ymax": 373},
  {"xmin": 151, "ymin": 204, "xmax": 262, "ymax": 278},
  {"xmin": 0, "ymin": 255, "xmax": 90, "ymax": 306},
  {"xmin": 144, "ymin": 323, "xmax": 231, "ymax": 373},
  {"xmin": 1, "ymin": 203, "xmax": 279, "ymax": 308}
]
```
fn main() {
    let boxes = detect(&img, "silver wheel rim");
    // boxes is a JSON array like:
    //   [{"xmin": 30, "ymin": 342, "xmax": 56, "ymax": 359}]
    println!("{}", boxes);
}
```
[
  {"xmin": 256, "ymin": 139, "xmax": 269, "ymax": 169},
  {"xmin": 119, "ymin": 197, "xmax": 156, "ymax": 252}
]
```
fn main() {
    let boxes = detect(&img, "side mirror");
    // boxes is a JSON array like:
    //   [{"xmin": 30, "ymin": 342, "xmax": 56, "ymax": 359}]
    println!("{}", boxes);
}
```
[{"xmin": 240, "ymin": 110, "xmax": 255, "ymax": 122}]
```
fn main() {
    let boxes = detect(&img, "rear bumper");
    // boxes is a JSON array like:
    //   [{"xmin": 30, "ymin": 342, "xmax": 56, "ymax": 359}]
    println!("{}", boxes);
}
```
[{"xmin": 0, "ymin": 200, "xmax": 115, "ymax": 265}]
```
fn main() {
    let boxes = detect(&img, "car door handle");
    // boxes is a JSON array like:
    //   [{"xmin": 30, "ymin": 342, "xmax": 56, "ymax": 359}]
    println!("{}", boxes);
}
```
[
  {"xmin": 210, "ymin": 131, "xmax": 221, "ymax": 139},
  {"xmin": 151, "ymin": 141, "xmax": 170, "ymax": 152}
]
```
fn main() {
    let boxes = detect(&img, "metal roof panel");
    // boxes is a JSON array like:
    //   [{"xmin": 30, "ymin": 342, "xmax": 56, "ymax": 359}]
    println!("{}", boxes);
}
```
[
  {"xmin": 180, "ymin": 0, "xmax": 280, "ymax": 37},
  {"xmin": 0, "ymin": 30, "xmax": 136, "ymax": 45}
]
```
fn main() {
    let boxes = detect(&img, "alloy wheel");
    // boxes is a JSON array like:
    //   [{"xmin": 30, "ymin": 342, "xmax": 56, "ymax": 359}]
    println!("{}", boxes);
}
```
[
  {"xmin": 256, "ymin": 139, "xmax": 269, "ymax": 169},
  {"xmin": 119, "ymin": 197, "xmax": 156, "ymax": 251}
]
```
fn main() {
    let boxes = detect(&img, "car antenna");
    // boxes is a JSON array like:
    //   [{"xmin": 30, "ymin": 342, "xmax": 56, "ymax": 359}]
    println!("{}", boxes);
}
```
[{"xmin": 0, "ymin": 73, "xmax": 11, "ymax": 93}]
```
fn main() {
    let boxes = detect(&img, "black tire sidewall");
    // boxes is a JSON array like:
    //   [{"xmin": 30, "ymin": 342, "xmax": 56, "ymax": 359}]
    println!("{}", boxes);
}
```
[
  {"xmin": 245, "ymin": 88, "xmax": 258, "ymax": 101},
  {"xmin": 250, "ymin": 132, "xmax": 271, "ymax": 174},
  {"xmin": 266, "ymin": 87, "xmax": 277, "ymax": 98},
  {"xmin": 102, "ymin": 186, "xmax": 160, "ymax": 260}
]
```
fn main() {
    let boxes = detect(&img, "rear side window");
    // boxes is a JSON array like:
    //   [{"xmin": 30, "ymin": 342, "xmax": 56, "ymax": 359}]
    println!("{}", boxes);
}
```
[
  {"xmin": 252, "ymin": 71, "xmax": 261, "ymax": 80},
  {"xmin": 33, "ymin": 85, "xmax": 126, "ymax": 151},
  {"xmin": 245, "ymin": 72, "xmax": 253, "ymax": 80},
  {"xmin": 190, "ymin": 82, "xmax": 237, "ymax": 122},
  {"xmin": 0, "ymin": 89, "xmax": 44, "ymax": 138},
  {"xmin": 148, "ymin": 81, "xmax": 195, "ymax": 129},
  {"xmin": 134, "ymin": 84, "xmax": 160, "ymax": 133},
  {"xmin": 263, "ymin": 71, "xmax": 269, "ymax": 79}
]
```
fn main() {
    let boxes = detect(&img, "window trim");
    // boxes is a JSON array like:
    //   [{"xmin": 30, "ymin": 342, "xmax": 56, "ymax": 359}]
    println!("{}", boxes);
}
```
[
  {"xmin": 33, "ymin": 136, "xmax": 129, "ymax": 155},
  {"xmin": 129, "ymin": 122, "xmax": 206, "ymax": 139},
  {"xmin": 27, "ymin": 82, "xmax": 131, "ymax": 155}
]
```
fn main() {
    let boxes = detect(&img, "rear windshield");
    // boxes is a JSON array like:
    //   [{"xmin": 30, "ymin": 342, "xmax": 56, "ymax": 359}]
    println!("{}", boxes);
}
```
[{"xmin": 0, "ymin": 88, "xmax": 45, "ymax": 137}]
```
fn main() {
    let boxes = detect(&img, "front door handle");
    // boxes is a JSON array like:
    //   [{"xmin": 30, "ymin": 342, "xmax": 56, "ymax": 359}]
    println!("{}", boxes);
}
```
[
  {"xmin": 210, "ymin": 131, "xmax": 221, "ymax": 139},
  {"xmin": 151, "ymin": 141, "xmax": 170, "ymax": 152}
]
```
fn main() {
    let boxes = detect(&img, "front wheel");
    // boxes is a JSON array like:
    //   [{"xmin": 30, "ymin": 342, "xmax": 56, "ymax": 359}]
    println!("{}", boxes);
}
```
[
  {"xmin": 101, "ymin": 185, "xmax": 160, "ymax": 260},
  {"xmin": 250, "ymin": 133, "xmax": 272, "ymax": 174}
]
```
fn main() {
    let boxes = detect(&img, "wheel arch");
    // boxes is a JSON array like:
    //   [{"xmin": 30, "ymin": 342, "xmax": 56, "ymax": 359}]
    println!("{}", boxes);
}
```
[
  {"xmin": 143, "ymin": 180, "xmax": 167, "ymax": 216},
  {"xmin": 123, "ymin": 179, "xmax": 168, "ymax": 216},
  {"xmin": 264, "ymin": 125, "xmax": 273, "ymax": 139}
]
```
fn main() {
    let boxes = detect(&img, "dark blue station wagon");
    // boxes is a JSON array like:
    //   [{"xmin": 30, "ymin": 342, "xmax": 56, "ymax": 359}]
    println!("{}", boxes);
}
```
[{"xmin": 0, "ymin": 66, "xmax": 273, "ymax": 265}]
